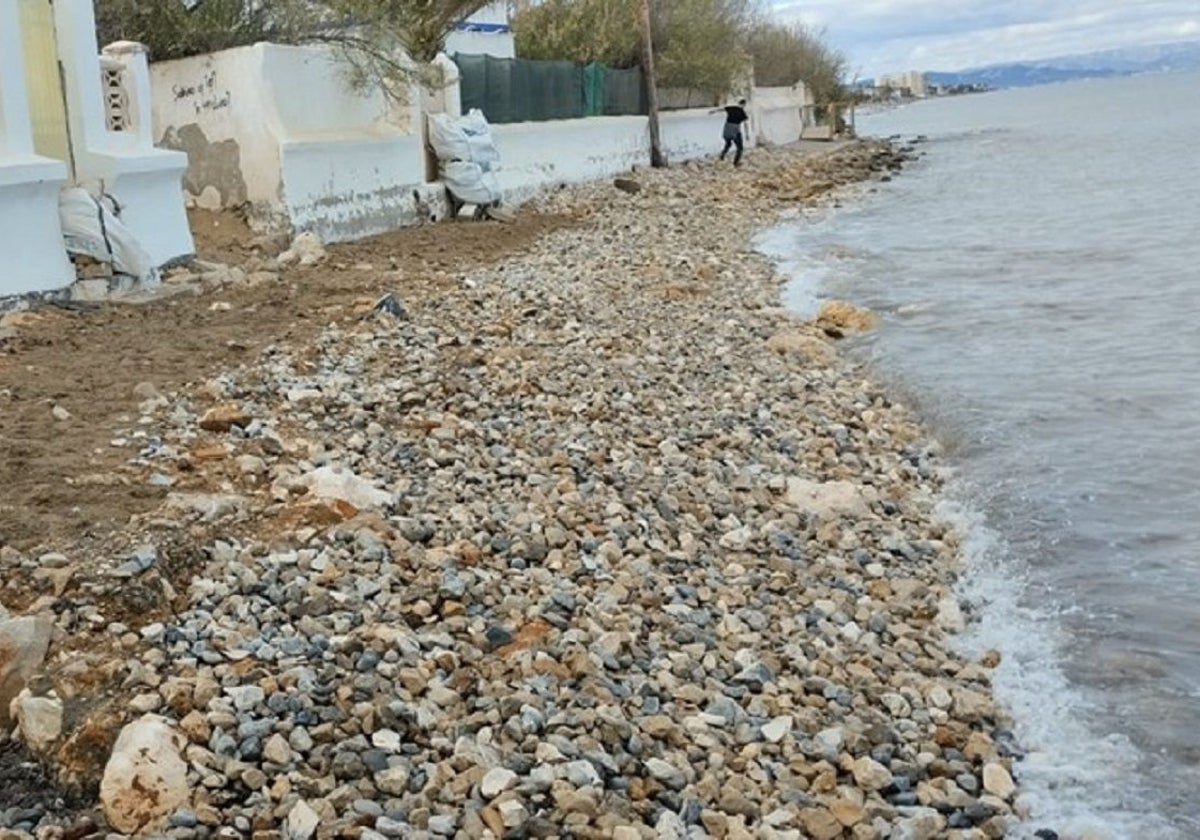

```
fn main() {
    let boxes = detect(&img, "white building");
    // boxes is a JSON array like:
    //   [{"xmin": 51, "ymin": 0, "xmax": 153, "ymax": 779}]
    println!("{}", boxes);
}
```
[
  {"xmin": 876, "ymin": 70, "xmax": 929, "ymax": 99},
  {"xmin": 444, "ymin": 2, "xmax": 515, "ymax": 58}
]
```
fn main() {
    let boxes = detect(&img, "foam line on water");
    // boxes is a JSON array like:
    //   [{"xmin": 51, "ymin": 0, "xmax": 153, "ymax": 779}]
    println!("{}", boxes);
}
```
[{"xmin": 937, "ymin": 494, "xmax": 1182, "ymax": 840}]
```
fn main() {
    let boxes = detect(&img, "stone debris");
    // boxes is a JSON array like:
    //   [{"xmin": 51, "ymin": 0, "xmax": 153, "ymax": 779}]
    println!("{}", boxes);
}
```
[{"xmin": 0, "ymin": 140, "xmax": 1026, "ymax": 838}]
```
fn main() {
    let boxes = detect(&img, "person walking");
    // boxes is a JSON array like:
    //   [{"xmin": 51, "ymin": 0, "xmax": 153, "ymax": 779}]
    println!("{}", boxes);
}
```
[{"xmin": 711, "ymin": 99, "xmax": 749, "ymax": 165}]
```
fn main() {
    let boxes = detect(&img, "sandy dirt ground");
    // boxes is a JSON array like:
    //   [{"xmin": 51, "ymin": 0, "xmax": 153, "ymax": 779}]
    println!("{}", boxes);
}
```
[{"xmin": 0, "ymin": 211, "xmax": 571, "ymax": 552}]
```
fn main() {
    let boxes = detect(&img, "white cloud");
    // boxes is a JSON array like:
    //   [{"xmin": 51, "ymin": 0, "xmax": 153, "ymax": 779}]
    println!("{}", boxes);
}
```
[{"xmin": 769, "ymin": 0, "xmax": 1200, "ymax": 77}]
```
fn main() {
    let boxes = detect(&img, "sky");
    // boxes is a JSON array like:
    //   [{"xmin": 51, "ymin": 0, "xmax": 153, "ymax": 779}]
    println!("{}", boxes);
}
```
[{"xmin": 771, "ymin": 0, "xmax": 1200, "ymax": 79}]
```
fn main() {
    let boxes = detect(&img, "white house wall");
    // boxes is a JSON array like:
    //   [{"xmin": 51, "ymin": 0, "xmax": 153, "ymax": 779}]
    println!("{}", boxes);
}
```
[
  {"xmin": 152, "ymin": 47, "xmax": 287, "ymax": 223},
  {"xmin": 151, "ymin": 43, "xmax": 428, "ymax": 241},
  {"xmin": 0, "ymin": 0, "xmax": 75, "ymax": 296},
  {"xmin": 53, "ymin": 0, "xmax": 193, "ymax": 267},
  {"xmin": 489, "ymin": 108, "xmax": 737, "ymax": 203},
  {"xmin": 752, "ymin": 86, "xmax": 808, "ymax": 146}
]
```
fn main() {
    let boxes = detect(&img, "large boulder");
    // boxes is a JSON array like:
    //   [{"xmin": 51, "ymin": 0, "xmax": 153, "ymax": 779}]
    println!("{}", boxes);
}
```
[
  {"xmin": 0, "ymin": 614, "xmax": 53, "ymax": 728},
  {"xmin": 99, "ymin": 715, "xmax": 189, "ymax": 834}
]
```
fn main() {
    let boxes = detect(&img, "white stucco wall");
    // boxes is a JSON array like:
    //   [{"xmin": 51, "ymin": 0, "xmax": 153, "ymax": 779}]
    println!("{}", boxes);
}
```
[
  {"xmin": 152, "ymin": 43, "xmax": 428, "ymax": 241},
  {"xmin": 54, "ymin": 0, "xmax": 193, "ymax": 267},
  {"xmin": 445, "ymin": 31, "xmax": 515, "ymax": 59},
  {"xmin": 484, "ymin": 108, "xmax": 737, "ymax": 203},
  {"xmin": 752, "ymin": 86, "xmax": 807, "ymax": 146},
  {"xmin": 0, "ymin": 0, "xmax": 80, "ymax": 295}
]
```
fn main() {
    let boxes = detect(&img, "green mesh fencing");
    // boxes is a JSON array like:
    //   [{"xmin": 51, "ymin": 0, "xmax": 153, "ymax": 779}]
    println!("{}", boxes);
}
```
[
  {"xmin": 586, "ymin": 63, "xmax": 646, "ymax": 116},
  {"xmin": 455, "ymin": 54, "xmax": 645, "ymax": 123}
]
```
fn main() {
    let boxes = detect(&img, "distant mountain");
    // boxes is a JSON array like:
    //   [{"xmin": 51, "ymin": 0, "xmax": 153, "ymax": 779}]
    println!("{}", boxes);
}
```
[{"xmin": 925, "ymin": 39, "xmax": 1200, "ymax": 89}]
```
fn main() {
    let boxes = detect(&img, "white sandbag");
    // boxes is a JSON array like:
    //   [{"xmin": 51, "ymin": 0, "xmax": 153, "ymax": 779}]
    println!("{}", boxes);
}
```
[
  {"xmin": 443, "ymin": 161, "xmax": 501, "ymax": 205},
  {"xmin": 429, "ymin": 109, "xmax": 500, "ymax": 168},
  {"xmin": 428, "ymin": 112, "xmax": 472, "ymax": 162},
  {"xmin": 460, "ymin": 109, "xmax": 500, "ymax": 169},
  {"xmin": 59, "ymin": 188, "xmax": 157, "ymax": 284}
]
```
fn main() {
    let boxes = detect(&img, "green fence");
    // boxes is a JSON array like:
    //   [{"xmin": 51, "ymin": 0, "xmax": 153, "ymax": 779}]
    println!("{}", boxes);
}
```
[{"xmin": 454, "ymin": 54, "xmax": 646, "ymax": 123}]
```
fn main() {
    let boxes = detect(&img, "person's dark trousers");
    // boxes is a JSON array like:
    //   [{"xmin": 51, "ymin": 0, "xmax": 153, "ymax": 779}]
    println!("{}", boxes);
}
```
[{"xmin": 720, "ymin": 129, "xmax": 744, "ymax": 165}]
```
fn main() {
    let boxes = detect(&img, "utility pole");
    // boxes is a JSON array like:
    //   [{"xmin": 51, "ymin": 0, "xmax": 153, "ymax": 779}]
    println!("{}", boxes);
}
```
[{"xmin": 638, "ymin": 0, "xmax": 666, "ymax": 167}]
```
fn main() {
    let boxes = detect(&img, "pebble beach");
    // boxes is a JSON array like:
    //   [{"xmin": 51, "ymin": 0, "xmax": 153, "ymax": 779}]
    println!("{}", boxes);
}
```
[{"xmin": 0, "ymin": 140, "xmax": 1021, "ymax": 839}]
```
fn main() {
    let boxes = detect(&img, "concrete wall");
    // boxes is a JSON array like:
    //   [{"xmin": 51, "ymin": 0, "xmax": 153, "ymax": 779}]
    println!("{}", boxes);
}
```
[
  {"xmin": 152, "ymin": 43, "xmax": 428, "ymax": 242},
  {"xmin": 489, "ymin": 108, "xmax": 733, "ymax": 202},
  {"xmin": 0, "ymin": 0, "xmax": 74, "ymax": 295},
  {"xmin": 2, "ymin": 0, "xmax": 191, "ymax": 297},
  {"xmin": 54, "ymin": 0, "xmax": 193, "ymax": 268},
  {"xmin": 752, "ymin": 85, "xmax": 812, "ymax": 147}
]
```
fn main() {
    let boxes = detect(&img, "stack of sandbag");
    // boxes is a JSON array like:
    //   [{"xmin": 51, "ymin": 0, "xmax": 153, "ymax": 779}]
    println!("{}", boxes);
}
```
[{"xmin": 427, "ymin": 109, "xmax": 502, "ymax": 206}]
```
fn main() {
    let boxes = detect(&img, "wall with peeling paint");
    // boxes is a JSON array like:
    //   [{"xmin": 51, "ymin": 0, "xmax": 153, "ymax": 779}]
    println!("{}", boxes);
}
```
[
  {"xmin": 152, "ymin": 43, "xmax": 427, "ymax": 241},
  {"xmin": 149, "ymin": 40, "xmax": 803, "ymax": 243}
]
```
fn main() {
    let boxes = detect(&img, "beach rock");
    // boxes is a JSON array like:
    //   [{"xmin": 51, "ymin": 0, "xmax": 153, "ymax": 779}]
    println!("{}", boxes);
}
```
[
  {"xmin": 614, "ymin": 177, "xmax": 642, "ymax": 194},
  {"xmin": 17, "ymin": 140, "xmax": 1015, "ymax": 836},
  {"xmin": 13, "ymin": 690, "xmax": 62, "ymax": 752},
  {"xmin": 801, "ymin": 807, "xmax": 844, "ymax": 840},
  {"xmin": 786, "ymin": 477, "xmax": 870, "ymax": 519},
  {"xmin": 817, "ymin": 300, "xmax": 876, "ymax": 333},
  {"xmin": 851, "ymin": 756, "xmax": 893, "ymax": 791},
  {"xmin": 761, "ymin": 715, "xmax": 792, "ymax": 743},
  {"xmin": 982, "ymin": 762, "xmax": 1016, "ymax": 799},
  {"xmin": 99, "ymin": 715, "xmax": 189, "ymax": 834},
  {"xmin": 198, "ymin": 403, "xmax": 252, "ymax": 432},
  {"xmin": 765, "ymin": 331, "xmax": 837, "ymax": 364},
  {"xmin": 299, "ymin": 465, "xmax": 392, "ymax": 511},
  {"xmin": 0, "ymin": 615, "xmax": 53, "ymax": 727},
  {"xmin": 285, "ymin": 799, "xmax": 320, "ymax": 839},
  {"xmin": 480, "ymin": 766, "xmax": 517, "ymax": 798}
]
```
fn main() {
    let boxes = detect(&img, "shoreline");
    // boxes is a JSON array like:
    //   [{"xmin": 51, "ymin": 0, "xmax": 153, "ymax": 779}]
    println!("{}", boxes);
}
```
[{"xmin": 0, "ymin": 141, "xmax": 1020, "ymax": 837}]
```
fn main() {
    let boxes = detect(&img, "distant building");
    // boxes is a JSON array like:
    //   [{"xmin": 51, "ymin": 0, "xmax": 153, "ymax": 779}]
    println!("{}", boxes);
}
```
[
  {"xmin": 876, "ymin": 70, "xmax": 929, "ymax": 99},
  {"xmin": 444, "ymin": 1, "xmax": 514, "ymax": 59}
]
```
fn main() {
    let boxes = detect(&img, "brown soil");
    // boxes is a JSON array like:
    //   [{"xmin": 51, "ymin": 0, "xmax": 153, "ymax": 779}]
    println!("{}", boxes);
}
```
[{"xmin": 0, "ymin": 212, "xmax": 571, "ymax": 553}]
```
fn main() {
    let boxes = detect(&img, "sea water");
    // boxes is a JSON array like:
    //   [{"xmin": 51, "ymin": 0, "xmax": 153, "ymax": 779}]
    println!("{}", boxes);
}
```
[{"xmin": 759, "ymin": 71, "xmax": 1200, "ymax": 837}]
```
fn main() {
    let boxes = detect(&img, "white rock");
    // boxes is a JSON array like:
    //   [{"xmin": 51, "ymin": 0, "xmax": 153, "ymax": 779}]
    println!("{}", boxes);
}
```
[
  {"xmin": 225, "ymin": 684, "xmax": 264, "ymax": 711},
  {"xmin": 278, "ymin": 232, "xmax": 327, "ymax": 268},
  {"xmin": 851, "ymin": 756, "xmax": 893, "ymax": 791},
  {"xmin": 14, "ymin": 690, "xmax": 62, "ymax": 751},
  {"xmin": 480, "ymin": 766, "xmax": 518, "ymax": 798},
  {"xmin": 982, "ymin": 762, "xmax": 1016, "ymax": 799},
  {"xmin": 762, "ymin": 715, "xmax": 793, "ymax": 743},
  {"xmin": 936, "ymin": 596, "xmax": 966, "ymax": 632},
  {"xmin": 927, "ymin": 685, "xmax": 953, "ymax": 709},
  {"xmin": 300, "ymin": 465, "xmax": 393, "ymax": 511},
  {"xmin": 263, "ymin": 733, "xmax": 292, "ymax": 764},
  {"xmin": 285, "ymin": 799, "xmax": 321, "ymax": 840},
  {"xmin": 371, "ymin": 728, "xmax": 402, "ymax": 752},
  {"xmin": 0, "ymin": 614, "xmax": 53, "ymax": 728},
  {"xmin": 786, "ymin": 477, "xmax": 870, "ymax": 519},
  {"xmin": 99, "ymin": 715, "xmax": 189, "ymax": 834},
  {"xmin": 375, "ymin": 765, "xmax": 410, "ymax": 796},
  {"xmin": 813, "ymin": 727, "xmax": 845, "ymax": 758}
]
